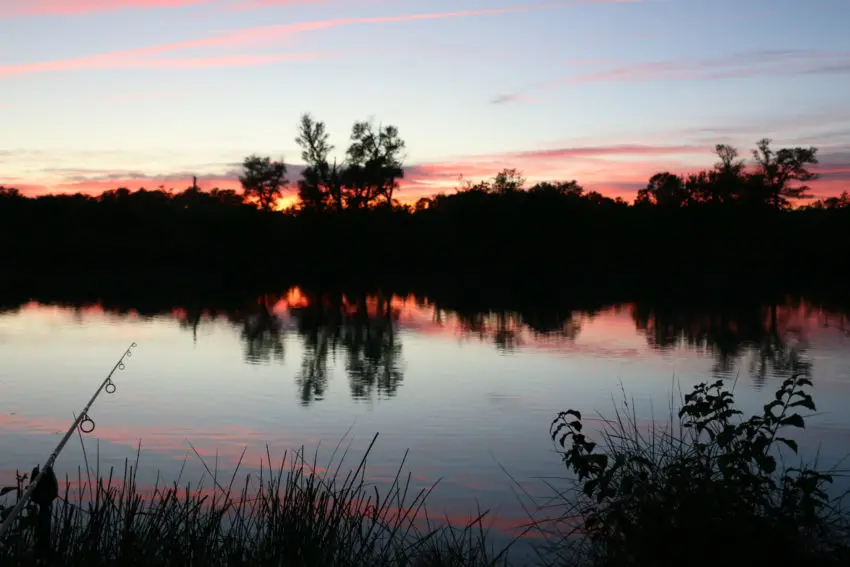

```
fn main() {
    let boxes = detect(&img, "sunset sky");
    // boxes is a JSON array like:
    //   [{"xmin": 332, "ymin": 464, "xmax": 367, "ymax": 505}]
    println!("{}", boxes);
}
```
[{"xmin": 1, "ymin": 0, "xmax": 849, "ymax": 202}]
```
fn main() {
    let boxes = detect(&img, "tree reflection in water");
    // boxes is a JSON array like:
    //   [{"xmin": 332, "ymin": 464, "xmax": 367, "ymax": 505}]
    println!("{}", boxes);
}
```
[
  {"xmin": 28, "ymin": 286, "xmax": 843, "ymax": 405},
  {"xmin": 631, "ymin": 300, "xmax": 813, "ymax": 385}
]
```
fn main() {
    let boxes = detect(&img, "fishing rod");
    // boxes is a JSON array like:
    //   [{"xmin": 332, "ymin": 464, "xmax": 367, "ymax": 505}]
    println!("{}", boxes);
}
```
[{"xmin": 0, "ymin": 341, "xmax": 138, "ymax": 542}]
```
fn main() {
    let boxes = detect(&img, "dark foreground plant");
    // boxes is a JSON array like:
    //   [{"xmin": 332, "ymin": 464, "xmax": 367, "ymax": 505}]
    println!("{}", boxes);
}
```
[
  {"xmin": 546, "ymin": 372, "xmax": 850, "ymax": 567},
  {"xmin": 0, "ymin": 434, "xmax": 511, "ymax": 567}
]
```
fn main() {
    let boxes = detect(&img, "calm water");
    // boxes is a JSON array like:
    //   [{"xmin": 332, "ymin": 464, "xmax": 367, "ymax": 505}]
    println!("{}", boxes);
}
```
[{"xmin": 1, "ymin": 289, "xmax": 850, "ymax": 549}]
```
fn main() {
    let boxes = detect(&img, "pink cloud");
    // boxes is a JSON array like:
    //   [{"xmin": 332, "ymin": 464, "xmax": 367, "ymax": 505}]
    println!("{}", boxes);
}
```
[
  {"xmin": 2, "ymin": 0, "xmax": 216, "ymax": 17},
  {"xmin": 0, "ymin": 52, "xmax": 331, "ymax": 77},
  {"xmin": 1, "ymin": 3, "xmax": 611, "ymax": 76},
  {"xmin": 402, "ymin": 144, "xmax": 708, "ymax": 186}
]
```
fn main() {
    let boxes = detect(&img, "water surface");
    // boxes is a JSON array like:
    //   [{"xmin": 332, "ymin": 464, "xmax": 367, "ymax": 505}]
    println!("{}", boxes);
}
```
[{"xmin": 1, "ymin": 289, "xmax": 849, "ymax": 548}]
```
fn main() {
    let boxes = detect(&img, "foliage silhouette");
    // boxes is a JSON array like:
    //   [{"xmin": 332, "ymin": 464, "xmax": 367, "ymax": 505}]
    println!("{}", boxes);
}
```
[
  {"xmin": 295, "ymin": 113, "xmax": 344, "ymax": 213},
  {"xmin": 239, "ymin": 155, "xmax": 287, "ymax": 211},
  {"xmin": 547, "ymin": 370, "xmax": 850, "ymax": 567}
]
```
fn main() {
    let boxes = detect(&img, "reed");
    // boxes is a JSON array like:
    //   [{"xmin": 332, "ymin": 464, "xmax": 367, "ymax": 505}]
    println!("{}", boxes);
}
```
[{"xmin": 0, "ymin": 433, "xmax": 512, "ymax": 567}]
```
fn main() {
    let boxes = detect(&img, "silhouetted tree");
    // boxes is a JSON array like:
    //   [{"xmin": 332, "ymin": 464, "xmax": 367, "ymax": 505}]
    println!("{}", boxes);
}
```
[
  {"xmin": 0, "ymin": 186, "xmax": 22, "ymax": 199},
  {"xmin": 239, "ymin": 155, "xmax": 287, "ymax": 211},
  {"xmin": 808, "ymin": 191, "xmax": 850, "ymax": 210},
  {"xmin": 749, "ymin": 138, "xmax": 819, "ymax": 209},
  {"xmin": 414, "ymin": 197, "xmax": 432, "ymax": 211},
  {"xmin": 209, "ymin": 188, "xmax": 245, "ymax": 207},
  {"xmin": 703, "ymin": 144, "xmax": 746, "ymax": 205},
  {"xmin": 636, "ymin": 172, "xmax": 691, "ymax": 209},
  {"xmin": 344, "ymin": 120, "xmax": 406, "ymax": 207},
  {"xmin": 528, "ymin": 180, "xmax": 583, "ymax": 197},
  {"xmin": 295, "ymin": 113, "xmax": 344, "ymax": 213},
  {"xmin": 491, "ymin": 168, "xmax": 525, "ymax": 194}
]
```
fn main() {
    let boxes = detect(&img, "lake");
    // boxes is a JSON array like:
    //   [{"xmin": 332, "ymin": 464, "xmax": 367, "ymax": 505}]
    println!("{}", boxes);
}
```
[{"xmin": 2, "ymin": 287, "xmax": 850, "ymax": 554}]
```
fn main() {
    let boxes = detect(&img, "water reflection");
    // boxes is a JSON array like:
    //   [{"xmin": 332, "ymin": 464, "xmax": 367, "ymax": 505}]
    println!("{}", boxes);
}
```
[
  {"xmin": 287, "ymin": 290, "xmax": 403, "ymax": 404},
  {"xmin": 229, "ymin": 295, "xmax": 286, "ymax": 365},
  {"xmin": 4, "ymin": 288, "xmax": 850, "ymax": 404},
  {"xmin": 630, "ymin": 300, "xmax": 825, "ymax": 387}
]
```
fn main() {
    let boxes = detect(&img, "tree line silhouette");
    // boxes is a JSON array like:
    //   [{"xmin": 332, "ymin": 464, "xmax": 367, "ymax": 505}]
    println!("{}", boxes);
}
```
[{"xmin": 1, "ymin": 112, "xmax": 849, "ymax": 291}]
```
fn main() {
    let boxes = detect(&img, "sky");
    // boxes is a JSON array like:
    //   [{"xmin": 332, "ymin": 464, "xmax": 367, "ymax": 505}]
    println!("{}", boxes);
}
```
[{"xmin": 1, "ymin": 0, "xmax": 849, "ymax": 203}]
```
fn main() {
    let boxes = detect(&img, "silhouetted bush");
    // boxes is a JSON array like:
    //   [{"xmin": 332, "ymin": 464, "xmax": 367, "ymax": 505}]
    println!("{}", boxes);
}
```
[{"xmin": 545, "ymin": 370, "xmax": 850, "ymax": 567}]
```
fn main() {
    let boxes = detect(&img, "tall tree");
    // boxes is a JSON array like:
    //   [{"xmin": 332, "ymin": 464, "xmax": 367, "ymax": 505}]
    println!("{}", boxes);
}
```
[
  {"xmin": 491, "ymin": 168, "xmax": 525, "ymax": 194},
  {"xmin": 295, "ymin": 113, "xmax": 345, "ymax": 213},
  {"xmin": 750, "ymin": 138, "xmax": 819, "ymax": 209},
  {"xmin": 0, "ymin": 187, "xmax": 22, "ymax": 199},
  {"xmin": 706, "ymin": 144, "xmax": 746, "ymax": 205},
  {"xmin": 238, "ymin": 155, "xmax": 288, "ymax": 211},
  {"xmin": 636, "ymin": 172, "xmax": 691, "ymax": 209},
  {"xmin": 344, "ymin": 120, "xmax": 406, "ymax": 208}
]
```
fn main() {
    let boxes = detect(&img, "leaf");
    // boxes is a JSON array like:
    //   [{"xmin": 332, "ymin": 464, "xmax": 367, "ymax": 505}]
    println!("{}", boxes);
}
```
[
  {"xmin": 780, "ymin": 414, "xmax": 806, "ymax": 429},
  {"xmin": 758, "ymin": 454, "xmax": 777, "ymax": 474},
  {"xmin": 565, "ymin": 409, "xmax": 582, "ymax": 421},
  {"xmin": 776, "ymin": 437, "xmax": 799, "ymax": 454},
  {"xmin": 0, "ymin": 487, "xmax": 15, "ymax": 497},
  {"xmin": 764, "ymin": 400, "xmax": 784, "ymax": 415},
  {"xmin": 551, "ymin": 423, "xmax": 566, "ymax": 439},
  {"xmin": 789, "ymin": 398, "xmax": 816, "ymax": 411}
]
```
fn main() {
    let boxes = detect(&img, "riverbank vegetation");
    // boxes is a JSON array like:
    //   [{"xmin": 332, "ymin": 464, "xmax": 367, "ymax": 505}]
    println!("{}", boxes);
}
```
[
  {"xmin": 2, "ymin": 371, "xmax": 849, "ymax": 566},
  {"xmin": 1, "ymin": 114, "xmax": 849, "ymax": 290},
  {"xmin": 0, "ymin": 435, "xmax": 510, "ymax": 567},
  {"xmin": 544, "ymin": 368, "xmax": 850, "ymax": 567}
]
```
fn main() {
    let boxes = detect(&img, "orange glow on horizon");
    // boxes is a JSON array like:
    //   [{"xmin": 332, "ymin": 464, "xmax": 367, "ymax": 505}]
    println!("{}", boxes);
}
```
[{"xmin": 6, "ymin": 153, "xmax": 848, "ymax": 204}]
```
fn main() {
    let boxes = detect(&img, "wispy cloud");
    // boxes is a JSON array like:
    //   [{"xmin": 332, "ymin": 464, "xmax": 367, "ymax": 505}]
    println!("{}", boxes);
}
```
[
  {"xmin": 494, "ymin": 50, "xmax": 850, "ymax": 103},
  {"xmin": 4, "ymin": 0, "xmax": 389, "ymax": 18},
  {"xmin": 490, "ymin": 93, "xmax": 544, "ymax": 105},
  {"xmin": 554, "ymin": 50, "xmax": 850, "ymax": 86},
  {"xmin": 468, "ymin": 144, "xmax": 711, "ymax": 162},
  {"xmin": 1, "ymin": 0, "xmax": 216, "ymax": 17},
  {"xmin": 2, "ymin": 1, "xmax": 645, "ymax": 76},
  {"xmin": 0, "ymin": 52, "xmax": 332, "ymax": 77}
]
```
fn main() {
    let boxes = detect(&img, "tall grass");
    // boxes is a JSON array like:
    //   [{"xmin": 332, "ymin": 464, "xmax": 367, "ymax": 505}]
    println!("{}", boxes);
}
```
[{"xmin": 0, "ymin": 434, "xmax": 512, "ymax": 567}]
